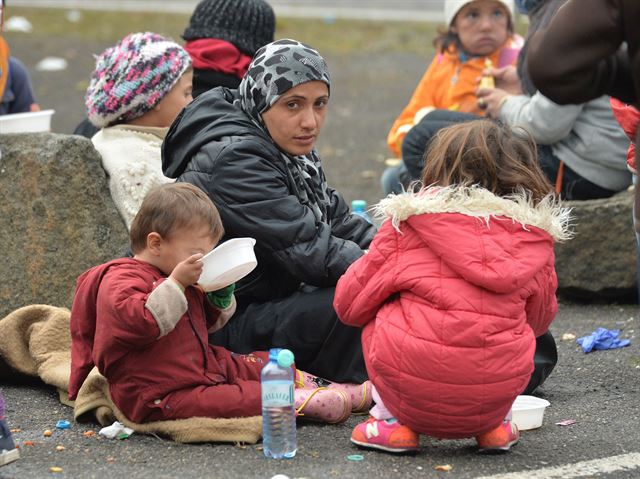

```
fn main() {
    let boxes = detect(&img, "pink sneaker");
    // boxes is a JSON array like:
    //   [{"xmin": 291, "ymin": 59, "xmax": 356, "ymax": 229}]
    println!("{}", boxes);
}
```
[
  {"xmin": 295, "ymin": 371, "xmax": 373, "ymax": 414},
  {"xmin": 351, "ymin": 417, "xmax": 419, "ymax": 454},
  {"xmin": 294, "ymin": 388, "xmax": 351, "ymax": 424},
  {"xmin": 476, "ymin": 420, "xmax": 520, "ymax": 453}
]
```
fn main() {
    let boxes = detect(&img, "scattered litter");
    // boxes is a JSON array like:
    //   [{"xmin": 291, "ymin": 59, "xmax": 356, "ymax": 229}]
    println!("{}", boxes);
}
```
[
  {"xmin": 99, "ymin": 421, "xmax": 134, "ymax": 440},
  {"xmin": 4, "ymin": 16, "xmax": 33, "ymax": 33},
  {"xmin": 561, "ymin": 333, "xmax": 576, "ymax": 341},
  {"xmin": 555, "ymin": 419, "xmax": 577, "ymax": 426},
  {"xmin": 35, "ymin": 57, "xmax": 68, "ymax": 72},
  {"xmin": 576, "ymin": 327, "xmax": 630, "ymax": 353},
  {"xmin": 49, "ymin": 466, "xmax": 63, "ymax": 473},
  {"xmin": 10, "ymin": 428, "xmax": 21, "ymax": 433},
  {"xmin": 270, "ymin": 475, "xmax": 290, "ymax": 479},
  {"xmin": 56, "ymin": 420, "xmax": 71, "ymax": 430},
  {"xmin": 435, "ymin": 464, "xmax": 453, "ymax": 472},
  {"xmin": 23, "ymin": 441, "xmax": 35, "ymax": 447},
  {"xmin": 66, "ymin": 10, "xmax": 82, "ymax": 22},
  {"xmin": 55, "ymin": 445, "xmax": 65, "ymax": 451},
  {"xmin": 82, "ymin": 430, "xmax": 96, "ymax": 437},
  {"xmin": 347, "ymin": 454, "xmax": 364, "ymax": 461},
  {"xmin": 43, "ymin": 429, "xmax": 53, "ymax": 437},
  {"xmin": 106, "ymin": 456, "xmax": 116, "ymax": 463}
]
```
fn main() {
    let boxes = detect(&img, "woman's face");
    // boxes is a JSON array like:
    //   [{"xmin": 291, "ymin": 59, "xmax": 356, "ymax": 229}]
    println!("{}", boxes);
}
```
[
  {"xmin": 261, "ymin": 80, "xmax": 329, "ymax": 156},
  {"xmin": 452, "ymin": 0, "xmax": 510, "ymax": 56}
]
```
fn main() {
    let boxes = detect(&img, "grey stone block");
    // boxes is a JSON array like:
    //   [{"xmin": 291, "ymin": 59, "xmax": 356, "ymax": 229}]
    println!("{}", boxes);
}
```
[
  {"xmin": 0, "ymin": 133, "xmax": 129, "ymax": 318},
  {"xmin": 555, "ymin": 189, "xmax": 638, "ymax": 301}
]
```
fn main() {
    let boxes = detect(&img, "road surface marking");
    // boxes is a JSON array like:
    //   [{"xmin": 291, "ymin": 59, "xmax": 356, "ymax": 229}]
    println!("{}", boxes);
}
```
[{"xmin": 476, "ymin": 452, "xmax": 640, "ymax": 479}]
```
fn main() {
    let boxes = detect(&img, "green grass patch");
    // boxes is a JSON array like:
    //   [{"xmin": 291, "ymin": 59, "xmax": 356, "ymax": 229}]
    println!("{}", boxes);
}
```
[
  {"xmin": 8, "ymin": 7, "xmax": 439, "ymax": 55},
  {"xmin": 8, "ymin": 7, "xmax": 528, "ymax": 56}
]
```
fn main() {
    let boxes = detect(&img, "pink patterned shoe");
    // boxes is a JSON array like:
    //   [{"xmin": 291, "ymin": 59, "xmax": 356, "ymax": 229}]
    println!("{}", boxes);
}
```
[
  {"xmin": 294, "ymin": 388, "xmax": 351, "ymax": 424},
  {"xmin": 351, "ymin": 417, "xmax": 419, "ymax": 454},
  {"xmin": 295, "ymin": 371, "xmax": 373, "ymax": 414}
]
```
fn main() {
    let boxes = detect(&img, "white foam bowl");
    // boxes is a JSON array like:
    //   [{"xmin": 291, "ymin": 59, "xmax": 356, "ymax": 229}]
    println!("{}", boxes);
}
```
[
  {"xmin": 512, "ymin": 395, "xmax": 550, "ymax": 431},
  {"xmin": 198, "ymin": 237, "xmax": 257, "ymax": 292},
  {"xmin": 0, "ymin": 109, "xmax": 55, "ymax": 133}
]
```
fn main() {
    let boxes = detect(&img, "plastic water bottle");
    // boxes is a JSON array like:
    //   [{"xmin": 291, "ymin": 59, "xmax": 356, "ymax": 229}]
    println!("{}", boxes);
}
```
[
  {"xmin": 261, "ymin": 348, "xmax": 296, "ymax": 459},
  {"xmin": 351, "ymin": 199, "xmax": 372, "ymax": 223}
]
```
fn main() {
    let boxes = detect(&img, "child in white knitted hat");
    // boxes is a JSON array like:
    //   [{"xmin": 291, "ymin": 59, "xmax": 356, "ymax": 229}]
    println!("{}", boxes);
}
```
[
  {"xmin": 85, "ymin": 32, "xmax": 193, "ymax": 230},
  {"xmin": 382, "ymin": 0, "xmax": 522, "ymax": 194}
]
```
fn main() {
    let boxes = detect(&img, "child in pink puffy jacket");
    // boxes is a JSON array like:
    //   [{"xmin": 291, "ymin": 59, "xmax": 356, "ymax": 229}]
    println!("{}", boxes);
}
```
[{"xmin": 334, "ymin": 120, "xmax": 572, "ymax": 454}]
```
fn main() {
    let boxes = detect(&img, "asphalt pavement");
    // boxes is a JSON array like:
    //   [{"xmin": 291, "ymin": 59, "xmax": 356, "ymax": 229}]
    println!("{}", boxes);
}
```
[
  {"xmin": 1, "ymin": 303, "xmax": 638, "ymax": 479},
  {"xmin": 3, "ymin": 3, "xmax": 640, "ymax": 479}
]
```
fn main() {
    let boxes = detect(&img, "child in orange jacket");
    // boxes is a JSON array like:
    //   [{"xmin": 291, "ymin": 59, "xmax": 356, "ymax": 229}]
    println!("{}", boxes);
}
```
[
  {"xmin": 386, "ymin": 0, "xmax": 522, "ymax": 157},
  {"xmin": 382, "ymin": 0, "xmax": 522, "ymax": 196}
]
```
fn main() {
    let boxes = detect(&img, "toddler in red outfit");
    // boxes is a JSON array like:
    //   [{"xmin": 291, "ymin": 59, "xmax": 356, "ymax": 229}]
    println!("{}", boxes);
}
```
[{"xmin": 69, "ymin": 183, "xmax": 367, "ymax": 425}]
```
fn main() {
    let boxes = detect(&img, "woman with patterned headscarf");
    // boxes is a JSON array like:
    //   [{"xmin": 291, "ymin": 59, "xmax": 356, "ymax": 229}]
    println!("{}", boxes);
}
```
[{"xmin": 162, "ymin": 40, "xmax": 376, "ymax": 386}]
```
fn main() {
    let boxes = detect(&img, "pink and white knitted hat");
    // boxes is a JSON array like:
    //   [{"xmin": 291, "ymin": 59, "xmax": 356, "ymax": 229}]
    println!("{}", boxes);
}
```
[{"xmin": 86, "ymin": 32, "xmax": 191, "ymax": 128}]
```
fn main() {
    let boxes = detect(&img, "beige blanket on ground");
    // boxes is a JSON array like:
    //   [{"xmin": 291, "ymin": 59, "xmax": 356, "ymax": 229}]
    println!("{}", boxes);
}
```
[{"xmin": 0, "ymin": 304, "xmax": 262, "ymax": 444}]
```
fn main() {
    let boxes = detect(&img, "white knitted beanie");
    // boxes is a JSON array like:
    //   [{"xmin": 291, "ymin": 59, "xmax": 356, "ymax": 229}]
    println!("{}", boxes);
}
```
[{"xmin": 444, "ymin": 0, "xmax": 515, "ymax": 27}]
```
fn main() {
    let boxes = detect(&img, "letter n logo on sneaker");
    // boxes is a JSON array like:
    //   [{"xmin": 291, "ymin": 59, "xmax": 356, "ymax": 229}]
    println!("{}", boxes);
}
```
[{"xmin": 365, "ymin": 421, "xmax": 380, "ymax": 439}]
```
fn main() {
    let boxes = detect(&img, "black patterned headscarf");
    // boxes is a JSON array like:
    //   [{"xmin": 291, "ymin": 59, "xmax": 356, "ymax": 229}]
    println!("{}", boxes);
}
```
[
  {"xmin": 237, "ymin": 39, "xmax": 332, "ymax": 222},
  {"xmin": 238, "ymin": 38, "xmax": 331, "ymax": 125}
]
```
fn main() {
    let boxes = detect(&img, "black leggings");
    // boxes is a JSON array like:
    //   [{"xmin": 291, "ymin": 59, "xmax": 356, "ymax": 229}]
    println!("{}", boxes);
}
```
[
  {"xmin": 209, "ymin": 286, "xmax": 367, "ymax": 384},
  {"xmin": 402, "ymin": 109, "xmax": 617, "ymax": 201}
]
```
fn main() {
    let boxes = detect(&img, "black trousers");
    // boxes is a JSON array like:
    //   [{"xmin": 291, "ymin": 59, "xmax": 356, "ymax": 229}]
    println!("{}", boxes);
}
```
[
  {"xmin": 403, "ymin": 109, "xmax": 617, "ymax": 200},
  {"xmin": 523, "ymin": 331, "xmax": 558, "ymax": 395},
  {"xmin": 209, "ymin": 286, "xmax": 367, "ymax": 384}
]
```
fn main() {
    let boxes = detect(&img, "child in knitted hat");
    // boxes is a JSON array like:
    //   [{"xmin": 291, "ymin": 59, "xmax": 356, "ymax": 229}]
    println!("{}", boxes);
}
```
[
  {"xmin": 85, "ymin": 32, "xmax": 193, "ymax": 230},
  {"xmin": 182, "ymin": 0, "xmax": 276, "ymax": 97},
  {"xmin": 382, "ymin": 0, "xmax": 522, "ymax": 194}
]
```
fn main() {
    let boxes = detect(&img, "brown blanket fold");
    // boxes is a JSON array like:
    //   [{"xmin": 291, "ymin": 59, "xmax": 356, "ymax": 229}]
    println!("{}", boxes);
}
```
[{"xmin": 0, "ymin": 304, "xmax": 262, "ymax": 444}]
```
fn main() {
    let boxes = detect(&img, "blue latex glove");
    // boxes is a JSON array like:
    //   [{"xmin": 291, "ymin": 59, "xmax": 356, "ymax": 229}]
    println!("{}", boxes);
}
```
[{"xmin": 576, "ymin": 327, "xmax": 630, "ymax": 353}]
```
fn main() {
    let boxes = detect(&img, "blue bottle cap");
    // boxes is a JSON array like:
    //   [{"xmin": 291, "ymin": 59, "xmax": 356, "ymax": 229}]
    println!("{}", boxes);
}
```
[
  {"xmin": 351, "ymin": 199, "xmax": 366, "ymax": 211},
  {"xmin": 268, "ymin": 348, "xmax": 282, "ymax": 362},
  {"xmin": 277, "ymin": 349, "xmax": 294, "ymax": 368}
]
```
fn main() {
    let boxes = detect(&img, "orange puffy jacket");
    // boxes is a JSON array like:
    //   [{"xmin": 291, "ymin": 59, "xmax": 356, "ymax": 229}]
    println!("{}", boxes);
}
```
[{"xmin": 387, "ymin": 36, "xmax": 522, "ymax": 157}]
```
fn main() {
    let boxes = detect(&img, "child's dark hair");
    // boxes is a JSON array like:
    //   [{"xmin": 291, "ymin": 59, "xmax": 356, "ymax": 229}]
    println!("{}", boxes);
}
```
[
  {"xmin": 130, "ymin": 183, "xmax": 224, "ymax": 253},
  {"xmin": 421, "ymin": 119, "xmax": 553, "ymax": 203}
]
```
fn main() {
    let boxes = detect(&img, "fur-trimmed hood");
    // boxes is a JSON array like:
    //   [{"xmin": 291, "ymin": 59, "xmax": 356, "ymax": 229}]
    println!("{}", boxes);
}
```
[
  {"xmin": 372, "ymin": 186, "xmax": 572, "ymax": 294},
  {"xmin": 375, "ymin": 186, "xmax": 573, "ymax": 242}
]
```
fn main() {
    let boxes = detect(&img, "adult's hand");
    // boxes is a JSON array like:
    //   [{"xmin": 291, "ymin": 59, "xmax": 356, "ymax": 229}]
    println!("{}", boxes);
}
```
[
  {"xmin": 489, "ymin": 65, "xmax": 523, "ymax": 95},
  {"xmin": 476, "ymin": 87, "xmax": 511, "ymax": 119}
]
